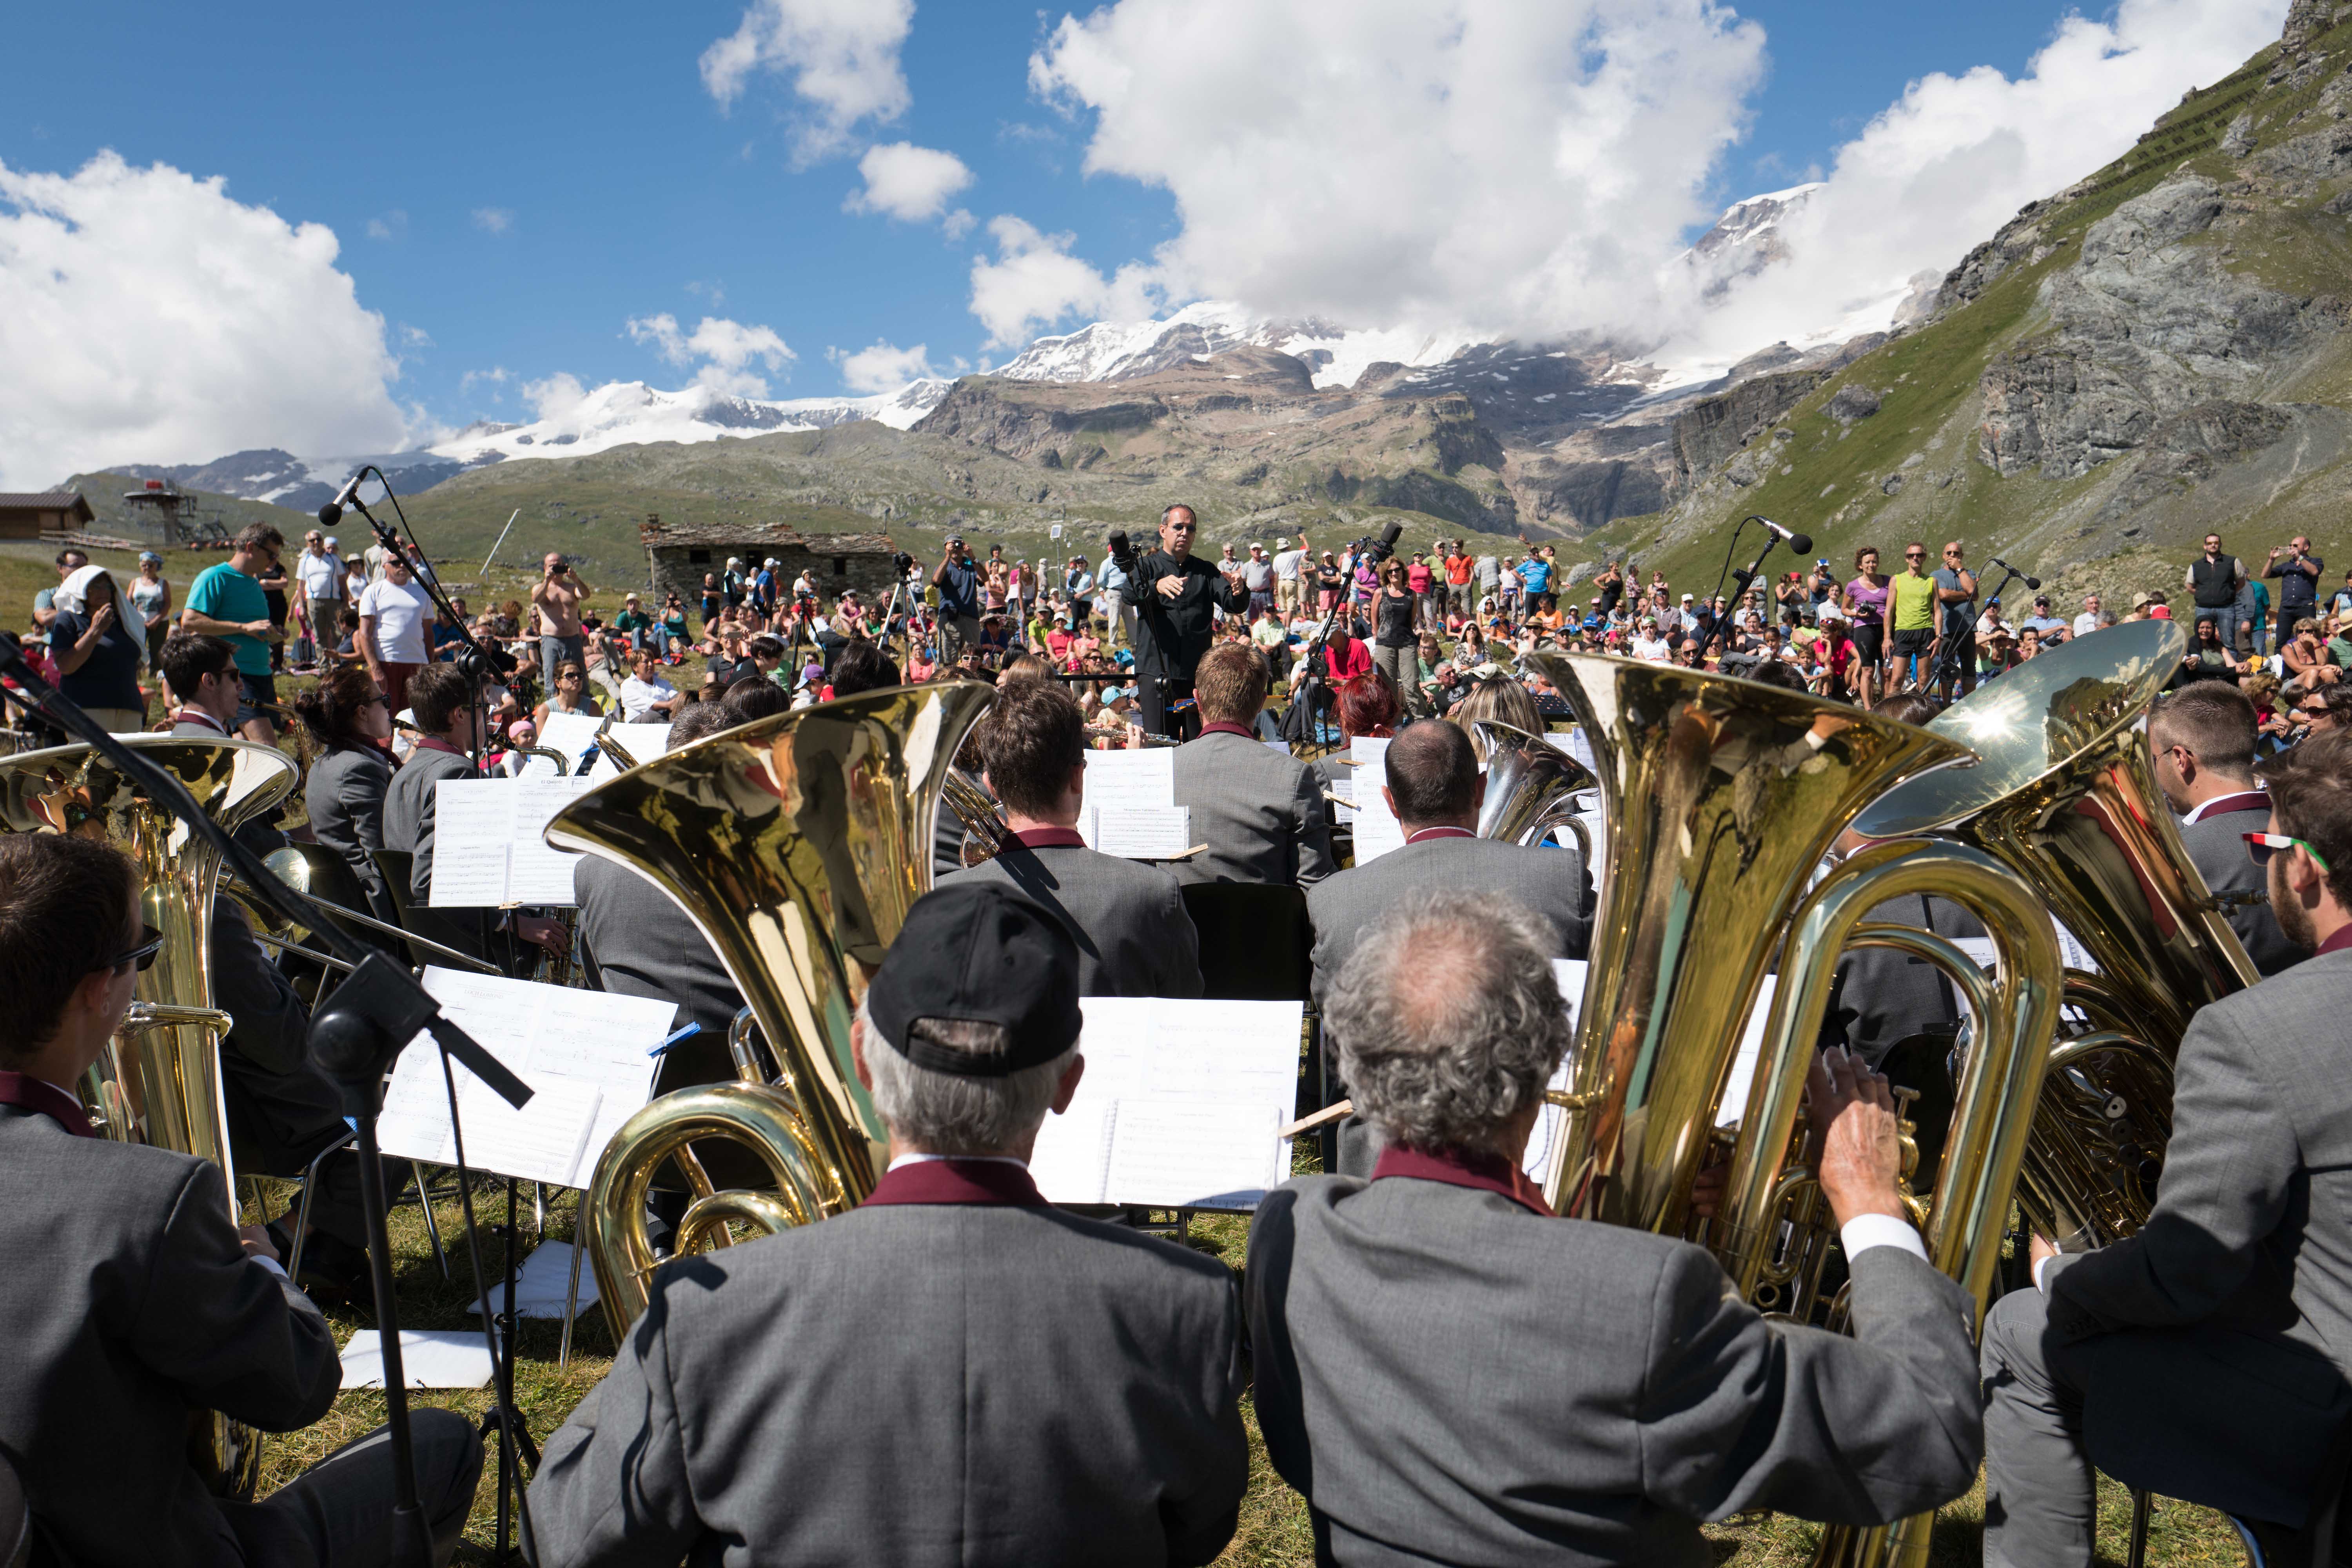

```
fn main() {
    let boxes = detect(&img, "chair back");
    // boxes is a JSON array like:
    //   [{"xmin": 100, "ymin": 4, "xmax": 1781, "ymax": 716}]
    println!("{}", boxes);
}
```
[
  {"xmin": 367, "ymin": 848, "xmax": 432, "ymax": 968},
  {"xmin": 1180, "ymin": 882, "xmax": 1312, "ymax": 1002}
]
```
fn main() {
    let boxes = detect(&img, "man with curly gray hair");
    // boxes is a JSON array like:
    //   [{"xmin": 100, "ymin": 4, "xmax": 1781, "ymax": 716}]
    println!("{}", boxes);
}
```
[{"xmin": 1248, "ymin": 888, "xmax": 1984, "ymax": 1567}]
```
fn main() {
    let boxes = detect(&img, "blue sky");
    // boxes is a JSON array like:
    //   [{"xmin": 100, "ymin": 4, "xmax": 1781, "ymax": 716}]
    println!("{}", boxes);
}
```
[{"xmin": 0, "ymin": 0, "xmax": 2287, "ymax": 479}]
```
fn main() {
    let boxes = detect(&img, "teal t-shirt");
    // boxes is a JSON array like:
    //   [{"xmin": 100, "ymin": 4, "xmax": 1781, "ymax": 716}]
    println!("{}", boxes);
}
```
[{"xmin": 187, "ymin": 561, "xmax": 272, "ymax": 676}]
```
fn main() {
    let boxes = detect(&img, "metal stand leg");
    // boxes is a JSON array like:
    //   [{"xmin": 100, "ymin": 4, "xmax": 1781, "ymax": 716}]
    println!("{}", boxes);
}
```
[
  {"xmin": 289, "ymin": 1131, "xmax": 358, "ymax": 1285},
  {"xmin": 532, "ymin": 1181, "xmax": 544, "ymax": 1238},
  {"xmin": 2126, "ymin": 1488, "xmax": 2154, "ymax": 1568},
  {"xmin": 558, "ymin": 1228, "xmax": 587, "ymax": 1371},
  {"xmin": 412, "ymin": 1161, "xmax": 450, "ymax": 1279}
]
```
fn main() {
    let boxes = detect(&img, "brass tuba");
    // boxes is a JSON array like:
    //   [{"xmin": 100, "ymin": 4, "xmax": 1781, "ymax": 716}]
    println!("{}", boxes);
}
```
[
  {"xmin": 544, "ymin": 682, "xmax": 995, "ymax": 1338},
  {"xmin": 1470, "ymin": 720, "xmax": 1595, "ymax": 856},
  {"xmin": 0, "ymin": 735, "xmax": 299, "ymax": 1498},
  {"xmin": 1852, "ymin": 619, "xmax": 2249, "ymax": 1245}
]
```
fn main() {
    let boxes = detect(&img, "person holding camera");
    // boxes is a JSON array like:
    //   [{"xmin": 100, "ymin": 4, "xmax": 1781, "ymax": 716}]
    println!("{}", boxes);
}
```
[
  {"xmin": 1114, "ymin": 504, "xmax": 1249, "ymax": 740},
  {"xmin": 531, "ymin": 550, "xmax": 591, "ymax": 695},
  {"xmin": 934, "ymin": 535, "xmax": 984, "ymax": 665}
]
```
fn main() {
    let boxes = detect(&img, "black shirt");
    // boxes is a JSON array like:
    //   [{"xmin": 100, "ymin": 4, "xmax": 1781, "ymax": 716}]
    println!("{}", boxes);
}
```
[
  {"xmin": 1117, "ymin": 550, "xmax": 1247, "ymax": 677},
  {"xmin": 2269, "ymin": 552, "xmax": 2325, "ymax": 615},
  {"xmin": 1375, "ymin": 588, "xmax": 1415, "ymax": 648}
]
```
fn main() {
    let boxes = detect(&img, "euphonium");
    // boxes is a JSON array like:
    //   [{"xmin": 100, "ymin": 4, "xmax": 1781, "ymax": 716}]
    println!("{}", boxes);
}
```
[
  {"xmin": 0, "ymin": 735, "xmax": 298, "ymax": 1499},
  {"xmin": 544, "ymin": 682, "xmax": 995, "ymax": 1338},
  {"xmin": 1852, "ymin": 619, "xmax": 2250, "ymax": 1245},
  {"xmin": 1471, "ymin": 720, "xmax": 1596, "ymax": 858}
]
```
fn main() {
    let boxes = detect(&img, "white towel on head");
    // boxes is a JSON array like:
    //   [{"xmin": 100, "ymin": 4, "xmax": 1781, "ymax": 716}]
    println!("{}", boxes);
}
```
[{"xmin": 53, "ymin": 564, "xmax": 133, "ymax": 629}]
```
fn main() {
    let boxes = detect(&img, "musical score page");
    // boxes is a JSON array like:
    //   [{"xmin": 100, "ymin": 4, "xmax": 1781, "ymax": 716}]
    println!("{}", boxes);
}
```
[
  {"xmin": 426, "ymin": 776, "xmax": 595, "ymax": 907},
  {"xmin": 1091, "ymin": 807, "xmax": 1191, "ymax": 859},
  {"xmin": 1028, "ymin": 997, "xmax": 1301, "ymax": 1209},
  {"xmin": 1347, "ymin": 738, "xmax": 1406, "ymax": 862}
]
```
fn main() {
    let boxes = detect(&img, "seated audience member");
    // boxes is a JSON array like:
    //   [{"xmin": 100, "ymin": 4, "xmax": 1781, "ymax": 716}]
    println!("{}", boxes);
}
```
[
  {"xmin": 385, "ymin": 663, "xmax": 567, "ymax": 967},
  {"xmin": 534, "ymin": 658, "xmax": 603, "ymax": 728},
  {"xmin": 2149, "ymin": 681, "xmax": 2299, "ymax": 975},
  {"xmin": 0, "ymin": 833, "xmax": 483, "ymax": 1566},
  {"xmin": 575, "ymin": 701, "xmax": 746, "ymax": 1100},
  {"xmin": 828, "ymin": 639, "xmax": 902, "ymax": 699},
  {"xmin": 1249, "ymin": 889, "xmax": 1981, "ymax": 1566},
  {"xmin": 720, "ymin": 671, "xmax": 792, "ymax": 725},
  {"xmin": 1165, "ymin": 643, "xmax": 1336, "ymax": 889},
  {"xmin": 940, "ymin": 679, "xmax": 1201, "ymax": 997},
  {"xmin": 620, "ymin": 648, "xmax": 681, "ymax": 721},
  {"xmin": 1983, "ymin": 730, "xmax": 2352, "ymax": 1566},
  {"xmin": 536, "ymin": 880, "xmax": 1250, "ymax": 1566}
]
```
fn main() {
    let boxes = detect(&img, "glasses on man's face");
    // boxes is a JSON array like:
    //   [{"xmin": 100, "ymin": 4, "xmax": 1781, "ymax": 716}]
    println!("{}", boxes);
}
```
[
  {"xmin": 1905, "ymin": 551, "xmax": 1926, "ymax": 561},
  {"xmin": 2246, "ymin": 832, "xmax": 2333, "ymax": 873},
  {"xmin": 98, "ymin": 925, "xmax": 163, "ymax": 976}
]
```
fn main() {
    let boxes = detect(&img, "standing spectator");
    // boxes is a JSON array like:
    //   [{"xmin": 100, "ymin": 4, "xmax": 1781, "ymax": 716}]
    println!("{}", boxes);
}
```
[
  {"xmin": 2267, "ymin": 535, "xmax": 2325, "ymax": 637},
  {"xmin": 1842, "ymin": 546, "xmax": 1891, "ymax": 709},
  {"xmin": 30, "ymin": 546, "xmax": 89, "ymax": 632},
  {"xmin": 292, "ymin": 528, "xmax": 343, "ymax": 668},
  {"xmin": 530, "ymin": 551, "xmax": 592, "ymax": 695},
  {"xmin": 2073, "ymin": 592, "xmax": 2104, "ymax": 640},
  {"xmin": 1405, "ymin": 552, "xmax": 1436, "ymax": 631},
  {"xmin": 126, "ymin": 552, "xmax": 172, "ymax": 675},
  {"xmin": 178, "ymin": 522, "xmax": 287, "ymax": 745},
  {"xmin": 933, "ymin": 535, "xmax": 983, "ymax": 664},
  {"xmin": 1443, "ymin": 542, "xmax": 1474, "ymax": 620},
  {"xmin": 2184, "ymin": 532, "xmax": 2248, "ymax": 651},
  {"xmin": 1272, "ymin": 533, "xmax": 1308, "ymax": 619},
  {"xmin": 1065, "ymin": 555, "xmax": 1096, "ymax": 629},
  {"xmin": 1369, "ymin": 560, "xmax": 1424, "ymax": 715},
  {"xmin": 1931, "ymin": 541, "xmax": 1980, "ymax": 700},
  {"xmin": 46, "ymin": 566, "xmax": 147, "ymax": 731},
  {"xmin": 1243, "ymin": 543, "xmax": 1276, "ymax": 618},
  {"xmin": 256, "ymin": 549, "xmax": 292, "ymax": 675},
  {"xmin": 983, "ymin": 544, "xmax": 1009, "ymax": 619},
  {"xmin": 1889, "ymin": 543, "xmax": 1938, "ymax": 693},
  {"xmin": 1314, "ymin": 551, "xmax": 1347, "ymax": 617},
  {"xmin": 1474, "ymin": 548, "xmax": 1501, "ymax": 615},
  {"xmin": 1514, "ymin": 549, "xmax": 1550, "ymax": 605},
  {"xmin": 357, "ymin": 554, "xmax": 434, "ymax": 715}
]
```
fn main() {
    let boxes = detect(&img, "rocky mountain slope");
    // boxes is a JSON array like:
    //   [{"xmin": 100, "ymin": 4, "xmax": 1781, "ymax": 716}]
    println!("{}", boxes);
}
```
[{"xmin": 1574, "ymin": 0, "xmax": 2352, "ymax": 609}]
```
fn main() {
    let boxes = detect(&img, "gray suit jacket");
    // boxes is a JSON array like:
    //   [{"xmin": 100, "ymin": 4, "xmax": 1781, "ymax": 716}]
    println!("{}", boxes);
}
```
[
  {"xmin": 0, "ymin": 1109, "xmax": 341, "ymax": 1568},
  {"xmin": 1248, "ymin": 1174, "xmax": 1982, "ymax": 1567},
  {"xmin": 573, "ymin": 855, "xmax": 744, "ymax": 1097},
  {"xmin": 305, "ymin": 742, "xmax": 397, "ymax": 921},
  {"xmin": 1305, "ymin": 834, "xmax": 1589, "ymax": 1009},
  {"xmin": 1822, "ymin": 893, "xmax": 1986, "ymax": 1069},
  {"xmin": 2045, "ymin": 947, "xmax": 2352, "ymax": 1361},
  {"xmin": 940, "ymin": 842, "xmax": 1203, "ymax": 998},
  {"xmin": 534, "ymin": 1200, "xmax": 1250, "ymax": 1567},
  {"xmin": 1164, "ymin": 728, "xmax": 1336, "ymax": 889},
  {"xmin": 2177, "ymin": 798, "xmax": 2299, "ymax": 976},
  {"xmin": 384, "ymin": 742, "xmax": 488, "ymax": 959}
]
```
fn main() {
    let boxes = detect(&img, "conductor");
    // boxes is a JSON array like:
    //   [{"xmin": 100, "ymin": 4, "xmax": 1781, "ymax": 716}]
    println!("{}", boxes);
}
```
[{"xmin": 1114, "ymin": 504, "xmax": 1248, "ymax": 740}]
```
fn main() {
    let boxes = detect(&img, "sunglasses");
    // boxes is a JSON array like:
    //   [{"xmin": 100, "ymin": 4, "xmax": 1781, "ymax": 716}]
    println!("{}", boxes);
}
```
[
  {"xmin": 99, "ymin": 925, "xmax": 164, "ymax": 975},
  {"xmin": 2245, "ymin": 832, "xmax": 2332, "ymax": 873},
  {"xmin": 1905, "ymin": 551, "xmax": 1926, "ymax": 560}
]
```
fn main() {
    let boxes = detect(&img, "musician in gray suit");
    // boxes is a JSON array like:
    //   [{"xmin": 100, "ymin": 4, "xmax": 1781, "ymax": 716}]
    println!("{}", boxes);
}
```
[
  {"xmin": 0, "ymin": 833, "xmax": 481, "ymax": 1568},
  {"xmin": 291, "ymin": 659, "xmax": 402, "ymax": 924},
  {"xmin": 1983, "ymin": 731, "xmax": 2352, "ymax": 1566},
  {"xmin": 1163, "ymin": 642, "xmax": 1336, "ymax": 888},
  {"xmin": 2149, "ymin": 681, "xmax": 2299, "ymax": 975},
  {"xmin": 384, "ymin": 662, "xmax": 566, "ymax": 968},
  {"xmin": 1249, "ymin": 889, "xmax": 1983, "ymax": 1566},
  {"xmin": 941, "ymin": 677, "xmax": 1201, "ymax": 997},
  {"xmin": 1306, "ymin": 718, "xmax": 1587, "ymax": 1010},
  {"xmin": 535, "ymin": 880, "xmax": 1251, "ymax": 1566}
]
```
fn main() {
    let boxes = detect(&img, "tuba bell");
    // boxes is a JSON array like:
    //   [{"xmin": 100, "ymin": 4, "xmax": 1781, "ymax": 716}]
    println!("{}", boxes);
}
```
[
  {"xmin": 1852, "ymin": 619, "xmax": 2248, "ymax": 1246},
  {"xmin": 544, "ymin": 682, "xmax": 995, "ymax": 1338},
  {"xmin": 1470, "ymin": 720, "xmax": 1595, "ymax": 858},
  {"xmin": 0, "ymin": 735, "xmax": 299, "ymax": 1499}
]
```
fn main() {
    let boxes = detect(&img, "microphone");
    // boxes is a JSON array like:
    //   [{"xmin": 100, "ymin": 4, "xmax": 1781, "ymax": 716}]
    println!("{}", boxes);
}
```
[
  {"xmin": 1372, "ymin": 520, "xmax": 1403, "ymax": 561},
  {"xmin": 316, "ymin": 472, "xmax": 365, "ymax": 527},
  {"xmin": 1106, "ymin": 529, "xmax": 1134, "ymax": 567},
  {"xmin": 1991, "ymin": 557, "xmax": 2042, "ymax": 590},
  {"xmin": 1753, "ymin": 517, "xmax": 1814, "ymax": 555}
]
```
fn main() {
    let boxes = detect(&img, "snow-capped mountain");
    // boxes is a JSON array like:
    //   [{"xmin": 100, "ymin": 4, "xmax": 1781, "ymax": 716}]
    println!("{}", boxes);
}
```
[
  {"xmin": 424, "ymin": 376, "xmax": 951, "ymax": 468},
  {"xmin": 995, "ymin": 299, "xmax": 1478, "ymax": 391}
]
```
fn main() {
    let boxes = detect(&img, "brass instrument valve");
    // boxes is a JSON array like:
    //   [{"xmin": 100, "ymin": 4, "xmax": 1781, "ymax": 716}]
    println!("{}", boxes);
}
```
[{"xmin": 1891, "ymin": 1086, "xmax": 1930, "ymax": 1231}]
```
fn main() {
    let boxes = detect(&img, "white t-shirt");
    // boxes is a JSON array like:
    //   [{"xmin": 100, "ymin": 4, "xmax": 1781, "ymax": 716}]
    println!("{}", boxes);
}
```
[
  {"xmin": 345, "ymin": 565, "xmax": 369, "ymax": 601},
  {"xmin": 294, "ymin": 550, "xmax": 343, "ymax": 599},
  {"xmin": 1273, "ymin": 548, "xmax": 1307, "ymax": 582},
  {"xmin": 2074, "ymin": 611, "xmax": 2101, "ymax": 637},
  {"xmin": 620, "ymin": 675, "xmax": 678, "ymax": 722},
  {"xmin": 1631, "ymin": 633, "xmax": 1671, "ymax": 663},
  {"xmin": 357, "ymin": 577, "xmax": 432, "ymax": 664}
]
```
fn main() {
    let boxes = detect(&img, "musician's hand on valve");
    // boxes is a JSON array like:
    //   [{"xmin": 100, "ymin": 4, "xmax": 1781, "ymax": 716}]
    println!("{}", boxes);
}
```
[
  {"xmin": 1810, "ymin": 1046, "xmax": 1908, "ymax": 1228},
  {"xmin": 2029, "ymin": 1233, "xmax": 2060, "ymax": 1276},
  {"xmin": 517, "ymin": 914, "xmax": 571, "ymax": 956}
]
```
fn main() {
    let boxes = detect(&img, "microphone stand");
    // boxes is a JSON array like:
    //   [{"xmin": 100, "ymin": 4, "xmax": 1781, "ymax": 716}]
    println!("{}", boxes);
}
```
[
  {"xmin": 1705, "ymin": 517, "xmax": 1801, "ymax": 664},
  {"xmin": 0, "ymin": 633, "xmax": 534, "ymax": 1568}
]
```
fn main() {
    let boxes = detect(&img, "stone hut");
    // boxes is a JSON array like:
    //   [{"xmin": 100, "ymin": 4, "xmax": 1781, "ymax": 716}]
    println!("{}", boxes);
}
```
[{"xmin": 639, "ymin": 514, "xmax": 900, "ymax": 606}]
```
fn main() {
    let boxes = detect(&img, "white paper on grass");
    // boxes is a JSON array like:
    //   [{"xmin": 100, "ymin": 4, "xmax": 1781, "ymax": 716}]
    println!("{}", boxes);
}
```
[
  {"xmin": 426, "ymin": 776, "xmax": 597, "ymax": 907},
  {"xmin": 1517, "ymin": 961, "xmax": 1782, "ymax": 1185},
  {"xmin": 374, "ymin": 968, "xmax": 674, "ymax": 1189},
  {"xmin": 1348, "ymin": 737, "xmax": 1406, "ymax": 862},
  {"xmin": 340, "ymin": 1329, "xmax": 494, "ymax": 1390},
  {"xmin": 1028, "ymin": 997, "xmax": 1302, "ymax": 1209},
  {"xmin": 464, "ymin": 1239, "xmax": 599, "ymax": 1320}
]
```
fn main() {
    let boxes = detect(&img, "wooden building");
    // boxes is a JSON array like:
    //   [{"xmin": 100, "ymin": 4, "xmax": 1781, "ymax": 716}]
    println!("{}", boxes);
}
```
[
  {"xmin": 0, "ymin": 491, "xmax": 96, "ymax": 541},
  {"xmin": 639, "ymin": 514, "xmax": 901, "ymax": 606}
]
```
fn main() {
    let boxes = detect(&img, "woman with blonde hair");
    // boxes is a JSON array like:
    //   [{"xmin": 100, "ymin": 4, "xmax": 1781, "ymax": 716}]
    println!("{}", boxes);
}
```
[{"xmin": 1450, "ymin": 673, "xmax": 1545, "ymax": 760}]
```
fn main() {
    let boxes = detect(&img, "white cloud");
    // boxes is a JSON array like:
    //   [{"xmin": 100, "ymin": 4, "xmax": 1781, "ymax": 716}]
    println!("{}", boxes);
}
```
[
  {"xmin": 459, "ymin": 366, "xmax": 510, "ymax": 395},
  {"xmin": 366, "ymin": 209, "xmax": 406, "ymax": 241},
  {"xmin": 399, "ymin": 323, "xmax": 434, "ymax": 349},
  {"xmin": 625, "ymin": 311, "xmax": 796, "ymax": 396},
  {"xmin": 846, "ymin": 142, "xmax": 975, "ymax": 227},
  {"xmin": 0, "ymin": 151, "xmax": 407, "ymax": 489},
  {"xmin": 969, "ymin": 215, "xmax": 1161, "ymax": 349},
  {"xmin": 472, "ymin": 206, "xmax": 514, "ymax": 234},
  {"xmin": 1677, "ymin": 0, "xmax": 2289, "ymax": 364},
  {"xmin": 701, "ymin": 0, "xmax": 914, "ymax": 160},
  {"xmin": 830, "ymin": 339, "xmax": 936, "ymax": 392},
  {"xmin": 522, "ymin": 372, "xmax": 590, "ymax": 422},
  {"xmin": 1020, "ymin": 0, "xmax": 1769, "ymax": 345}
]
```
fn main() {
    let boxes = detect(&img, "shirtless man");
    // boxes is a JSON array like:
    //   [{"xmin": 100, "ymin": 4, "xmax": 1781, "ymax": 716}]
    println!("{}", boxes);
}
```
[{"xmin": 531, "ymin": 551, "xmax": 591, "ymax": 696}]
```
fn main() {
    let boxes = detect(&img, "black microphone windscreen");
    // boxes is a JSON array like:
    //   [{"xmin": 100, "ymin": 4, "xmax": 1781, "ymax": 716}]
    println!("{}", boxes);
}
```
[
  {"xmin": 1788, "ymin": 533, "xmax": 1813, "ymax": 555},
  {"xmin": 317, "ymin": 502, "xmax": 342, "ymax": 527},
  {"xmin": 1106, "ymin": 529, "xmax": 1130, "ymax": 557},
  {"xmin": 2027, "ymin": 576, "xmax": 2042, "ymax": 590}
]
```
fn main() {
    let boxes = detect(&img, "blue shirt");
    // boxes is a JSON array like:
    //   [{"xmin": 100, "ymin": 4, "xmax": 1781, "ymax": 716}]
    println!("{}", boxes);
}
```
[
  {"xmin": 1516, "ymin": 559, "xmax": 1552, "ymax": 595},
  {"xmin": 1931, "ymin": 566, "xmax": 1976, "ymax": 635},
  {"xmin": 186, "ymin": 561, "xmax": 273, "ymax": 676},
  {"xmin": 936, "ymin": 557, "xmax": 981, "ymax": 619}
]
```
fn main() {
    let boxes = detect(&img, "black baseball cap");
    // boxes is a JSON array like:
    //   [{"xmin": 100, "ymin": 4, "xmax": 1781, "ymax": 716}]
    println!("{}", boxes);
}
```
[{"xmin": 867, "ymin": 882, "xmax": 1082, "ymax": 1077}]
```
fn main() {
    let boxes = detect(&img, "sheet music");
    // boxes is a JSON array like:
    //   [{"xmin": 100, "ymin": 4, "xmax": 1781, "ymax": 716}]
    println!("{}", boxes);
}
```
[
  {"xmin": 2054, "ymin": 923, "xmax": 2100, "ymax": 974},
  {"xmin": 1520, "ymin": 961, "xmax": 1586, "ymax": 1180},
  {"xmin": 373, "ymin": 968, "xmax": 675, "ymax": 1188},
  {"xmin": 1326, "ymin": 775, "xmax": 1356, "ymax": 825},
  {"xmin": 1079, "ymin": 748, "xmax": 1175, "ymax": 815},
  {"xmin": 1028, "ymin": 997, "xmax": 1302, "ymax": 1209},
  {"xmin": 426, "ymin": 776, "xmax": 594, "ymax": 907},
  {"xmin": 1094, "ymin": 806, "xmax": 1191, "ymax": 859},
  {"xmin": 523, "ymin": 711, "xmax": 604, "ymax": 779},
  {"xmin": 1348, "ymin": 737, "xmax": 1406, "ymax": 862}
]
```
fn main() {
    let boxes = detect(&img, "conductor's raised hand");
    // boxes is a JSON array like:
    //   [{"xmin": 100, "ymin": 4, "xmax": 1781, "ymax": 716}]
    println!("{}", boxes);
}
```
[
  {"xmin": 1154, "ymin": 574, "xmax": 1187, "ymax": 601},
  {"xmin": 1809, "ymin": 1046, "xmax": 1907, "ymax": 1228}
]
